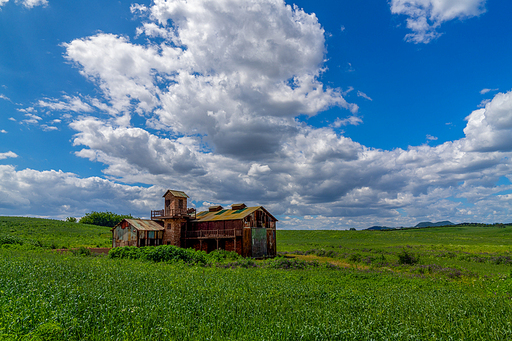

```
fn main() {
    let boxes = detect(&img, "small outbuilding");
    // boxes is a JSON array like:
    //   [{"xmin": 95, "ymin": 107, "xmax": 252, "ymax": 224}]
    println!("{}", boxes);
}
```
[{"xmin": 111, "ymin": 219, "xmax": 164, "ymax": 247}]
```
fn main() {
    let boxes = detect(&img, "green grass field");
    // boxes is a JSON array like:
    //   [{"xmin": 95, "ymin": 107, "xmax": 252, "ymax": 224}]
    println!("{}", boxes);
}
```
[
  {"xmin": 1, "ymin": 217, "xmax": 512, "ymax": 340},
  {"xmin": 0, "ymin": 216, "xmax": 111, "ymax": 249}
]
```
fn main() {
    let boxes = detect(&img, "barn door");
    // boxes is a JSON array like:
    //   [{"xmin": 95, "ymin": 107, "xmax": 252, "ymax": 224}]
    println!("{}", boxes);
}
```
[{"xmin": 251, "ymin": 228, "xmax": 267, "ymax": 258}]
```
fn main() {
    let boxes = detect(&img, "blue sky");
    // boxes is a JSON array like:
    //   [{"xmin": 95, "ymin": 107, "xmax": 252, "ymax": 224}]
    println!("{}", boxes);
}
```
[{"xmin": 1, "ymin": 0, "xmax": 511, "ymax": 229}]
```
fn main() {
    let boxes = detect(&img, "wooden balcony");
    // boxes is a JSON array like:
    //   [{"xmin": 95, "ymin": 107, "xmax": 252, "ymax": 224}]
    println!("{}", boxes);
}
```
[
  {"xmin": 151, "ymin": 208, "xmax": 195, "ymax": 219},
  {"xmin": 185, "ymin": 229, "xmax": 242, "ymax": 240}
]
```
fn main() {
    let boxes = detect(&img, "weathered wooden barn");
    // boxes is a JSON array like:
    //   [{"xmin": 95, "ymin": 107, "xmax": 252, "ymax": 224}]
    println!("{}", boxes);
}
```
[{"xmin": 112, "ymin": 190, "xmax": 277, "ymax": 258}]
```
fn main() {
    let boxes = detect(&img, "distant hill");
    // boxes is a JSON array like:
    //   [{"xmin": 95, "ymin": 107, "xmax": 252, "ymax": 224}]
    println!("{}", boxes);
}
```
[
  {"xmin": 414, "ymin": 221, "xmax": 454, "ymax": 228},
  {"xmin": 366, "ymin": 226, "xmax": 395, "ymax": 231},
  {"xmin": 365, "ymin": 221, "xmax": 455, "ymax": 230}
]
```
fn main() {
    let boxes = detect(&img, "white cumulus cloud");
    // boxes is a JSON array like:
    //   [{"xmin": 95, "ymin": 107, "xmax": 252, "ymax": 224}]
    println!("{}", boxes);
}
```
[
  {"xmin": 0, "ymin": 151, "xmax": 17, "ymax": 160},
  {"xmin": 0, "ymin": 0, "xmax": 47, "ymax": 8},
  {"xmin": 390, "ymin": 0, "xmax": 487, "ymax": 43},
  {"xmin": 0, "ymin": 165, "xmax": 163, "ymax": 218}
]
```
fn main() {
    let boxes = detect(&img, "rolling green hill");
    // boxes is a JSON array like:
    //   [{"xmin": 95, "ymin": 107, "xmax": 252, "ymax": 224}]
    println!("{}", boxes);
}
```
[{"xmin": 0, "ymin": 216, "xmax": 111, "ymax": 249}]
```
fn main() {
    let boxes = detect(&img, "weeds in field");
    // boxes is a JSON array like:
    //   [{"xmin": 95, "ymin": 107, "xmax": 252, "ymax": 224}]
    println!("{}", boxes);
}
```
[
  {"xmin": 0, "ymin": 235, "xmax": 23, "ymax": 246},
  {"xmin": 397, "ymin": 249, "xmax": 420, "ymax": 265},
  {"xmin": 71, "ymin": 247, "xmax": 92, "ymax": 257}
]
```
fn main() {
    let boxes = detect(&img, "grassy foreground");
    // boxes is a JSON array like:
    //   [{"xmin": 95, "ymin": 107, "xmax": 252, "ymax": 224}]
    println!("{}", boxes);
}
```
[
  {"xmin": 1, "ymin": 217, "xmax": 512, "ymax": 340},
  {"xmin": 2, "ymin": 250, "xmax": 512, "ymax": 340}
]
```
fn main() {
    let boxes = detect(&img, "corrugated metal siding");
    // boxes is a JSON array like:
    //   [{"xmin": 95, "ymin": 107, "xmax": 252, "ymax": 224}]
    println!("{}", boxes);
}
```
[
  {"xmin": 194, "ymin": 207, "xmax": 259, "ymax": 222},
  {"xmin": 112, "ymin": 224, "xmax": 138, "ymax": 247},
  {"xmin": 124, "ymin": 219, "xmax": 164, "ymax": 231}
]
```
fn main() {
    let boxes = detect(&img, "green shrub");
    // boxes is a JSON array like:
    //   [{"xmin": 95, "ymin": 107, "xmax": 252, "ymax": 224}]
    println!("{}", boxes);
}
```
[
  {"xmin": 265, "ymin": 257, "xmax": 320, "ymax": 270},
  {"xmin": 108, "ymin": 246, "xmax": 144, "ymax": 260},
  {"xmin": 0, "ymin": 235, "xmax": 23, "ymax": 246},
  {"xmin": 65, "ymin": 217, "xmax": 77, "ymax": 223},
  {"xmin": 108, "ymin": 245, "xmax": 208, "ymax": 264},
  {"xmin": 143, "ymin": 245, "xmax": 207, "ymax": 264},
  {"xmin": 205, "ymin": 249, "xmax": 242, "ymax": 263},
  {"xmin": 71, "ymin": 246, "xmax": 92, "ymax": 257},
  {"xmin": 348, "ymin": 253, "xmax": 362, "ymax": 263},
  {"xmin": 29, "ymin": 322, "xmax": 64, "ymax": 341},
  {"xmin": 397, "ymin": 249, "xmax": 420, "ymax": 265},
  {"xmin": 79, "ymin": 211, "xmax": 132, "ymax": 227}
]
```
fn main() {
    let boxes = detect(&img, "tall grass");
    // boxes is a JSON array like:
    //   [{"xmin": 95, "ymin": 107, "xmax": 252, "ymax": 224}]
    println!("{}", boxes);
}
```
[
  {"xmin": 1, "ymin": 249, "xmax": 512, "ymax": 340},
  {"xmin": 2, "ymin": 218, "xmax": 512, "ymax": 339}
]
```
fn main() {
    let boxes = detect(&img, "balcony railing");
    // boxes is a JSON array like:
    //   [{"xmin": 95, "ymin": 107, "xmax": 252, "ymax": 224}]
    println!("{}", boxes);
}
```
[
  {"xmin": 185, "ymin": 229, "xmax": 242, "ymax": 239},
  {"xmin": 151, "ymin": 208, "xmax": 195, "ymax": 219}
]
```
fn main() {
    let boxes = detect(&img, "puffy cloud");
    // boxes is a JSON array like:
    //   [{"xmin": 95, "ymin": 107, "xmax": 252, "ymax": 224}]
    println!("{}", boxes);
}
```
[
  {"xmin": 41, "ymin": 125, "xmax": 58, "ymax": 131},
  {"xmin": 463, "ymin": 90, "xmax": 512, "ymax": 152},
  {"xmin": 70, "ymin": 117, "xmax": 209, "ymax": 178},
  {"xmin": 19, "ymin": 0, "xmax": 47, "ymax": 8},
  {"xmin": 63, "ymin": 0, "xmax": 356, "ymax": 138},
  {"xmin": 66, "ymin": 96, "xmax": 512, "ymax": 227},
  {"xmin": 332, "ymin": 116, "xmax": 363, "ymax": 127},
  {"xmin": 0, "ymin": 0, "xmax": 47, "ymax": 8},
  {"xmin": 0, "ymin": 151, "xmax": 17, "ymax": 160},
  {"xmin": 390, "ymin": 0, "xmax": 486, "ymax": 43},
  {"xmin": 22, "ymin": 113, "xmax": 42, "ymax": 125},
  {"xmin": 0, "ymin": 165, "xmax": 162, "ymax": 218}
]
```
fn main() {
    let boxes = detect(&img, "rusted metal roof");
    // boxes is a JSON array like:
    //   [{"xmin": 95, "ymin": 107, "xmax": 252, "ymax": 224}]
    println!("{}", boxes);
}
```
[
  {"xmin": 124, "ymin": 219, "xmax": 164, "ymax": 231},
  {"xmin": 193, "ymin": 206, "xmax": 277, "ymax": 222},
  {"xmin": 162, "ymin": 190, "xmax": 189, "ymax": 198}
]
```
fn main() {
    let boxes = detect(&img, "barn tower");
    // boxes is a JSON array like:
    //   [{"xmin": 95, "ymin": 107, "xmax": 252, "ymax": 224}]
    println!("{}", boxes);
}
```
[{"xmin": 151, "ymin": 190, "xmax": 193, "ymax": 247}]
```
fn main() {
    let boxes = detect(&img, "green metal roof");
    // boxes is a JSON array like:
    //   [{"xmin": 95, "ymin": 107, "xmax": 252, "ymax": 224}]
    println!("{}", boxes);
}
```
[
  {"xmin": 193, "ymin": 206, "xmax": 277, "ymax": 222},
  {"xmin": 162, "ymin": 190, "xmax": 189, "ymax": 198}
]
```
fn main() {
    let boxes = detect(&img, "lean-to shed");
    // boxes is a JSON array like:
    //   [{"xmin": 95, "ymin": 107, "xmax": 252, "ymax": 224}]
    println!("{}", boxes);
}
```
[{"xmin": 111, "ymin": 219, "xmax": 164, "ymax": 247}]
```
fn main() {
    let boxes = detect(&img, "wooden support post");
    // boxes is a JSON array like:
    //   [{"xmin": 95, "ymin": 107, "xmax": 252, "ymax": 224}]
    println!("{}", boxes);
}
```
[
  {"xmin": 234, "ymin": 237, "xmax": 236, "ymax": 253},
  {"xmin": 216, "ymin": 238, "xmax": 219, "ymax": 250}
]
